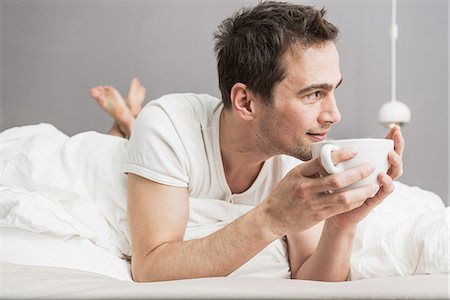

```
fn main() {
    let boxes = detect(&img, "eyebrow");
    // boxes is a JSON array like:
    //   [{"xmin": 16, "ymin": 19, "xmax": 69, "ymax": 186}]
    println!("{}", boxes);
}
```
[{"xmin": 298, "ymin": 78, "xmax": 343, "ymax": 95}]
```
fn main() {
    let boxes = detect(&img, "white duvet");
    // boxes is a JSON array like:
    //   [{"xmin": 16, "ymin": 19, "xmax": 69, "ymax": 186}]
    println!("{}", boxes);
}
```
[{"xmin": 1, "ymin": 124, "xmax": 448, "ymax": 281}]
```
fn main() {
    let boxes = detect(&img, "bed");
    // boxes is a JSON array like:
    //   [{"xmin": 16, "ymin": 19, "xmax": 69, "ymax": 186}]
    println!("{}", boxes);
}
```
[
  {"xmin": 1, "ymin": 123, "xmax": 449, "ymax": 299},
  {"xmin": 3, "ymin": 263, "xmax": 448, "ymax": 299}
]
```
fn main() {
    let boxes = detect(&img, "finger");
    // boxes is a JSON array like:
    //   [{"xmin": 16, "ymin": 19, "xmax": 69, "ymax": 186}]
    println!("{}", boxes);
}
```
[
  {"xmin": 309, "ymin": 163, "xmax": 375, "ymax": 193},
  {"xmin": 330, "ymin": 147, "xmax": 359, "ymax": 165},
  {"xmin": 299, "ymin": 156, "xmax": 327, "ymax": 177},
  {"xmin": 385, "ymin": 125, "xmax": 404, "ymax": 157},
  {"xmin": 384, "ymin": 125, "xmax": 399, "ymax": 140},
  {"xmin": 393, "ymin": 128, "xmax": 405, "ymax": 157},
  {"xmin": 323, "ymin": 182, "xmax": 380, "ymax": 207},
  {"xmin": 365, "ymin": 173, "xmax": 394, "ymax": 209},
  {"xmin": 301, "ymin": 148, "xmax": 358, "ymax": 177},
  {"xmin": 387, "ymin": 151, "xmax": 403, "ymax": 180},
  {"xmin": 319, "ymin": 186, "xmax": 377, "ymax": 219}
]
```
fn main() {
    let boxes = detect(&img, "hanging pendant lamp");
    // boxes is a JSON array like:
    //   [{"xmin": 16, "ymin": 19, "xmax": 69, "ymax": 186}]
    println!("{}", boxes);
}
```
[{"xmin": 378, "ymin": 0, "xmax": 411, "ymax": 128}]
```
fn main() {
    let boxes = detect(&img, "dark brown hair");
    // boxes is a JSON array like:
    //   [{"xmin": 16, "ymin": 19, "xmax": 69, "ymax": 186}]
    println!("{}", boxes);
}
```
[{"xmin": 214, "ymin": 1, "xmax": 339, "ymax": 108}]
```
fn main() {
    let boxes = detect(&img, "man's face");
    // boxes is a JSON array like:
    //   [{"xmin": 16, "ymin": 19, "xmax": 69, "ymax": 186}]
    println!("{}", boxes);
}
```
[{"xmin": 254, "ymin": 41, "xmax": 342, "ymax": 161}]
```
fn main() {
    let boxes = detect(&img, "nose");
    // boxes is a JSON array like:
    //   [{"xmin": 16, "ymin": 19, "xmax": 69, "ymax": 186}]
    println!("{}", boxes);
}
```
[{"xmin": 319, "ymin": 94, "xmax": 341, "ymax": 125}]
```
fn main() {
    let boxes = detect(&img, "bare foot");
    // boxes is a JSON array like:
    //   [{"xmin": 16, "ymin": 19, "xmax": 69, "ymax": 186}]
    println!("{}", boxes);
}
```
[
  {"xmin": 126, "ymin": 78, "xmax": 146, "ymax": 117},
  {"xmin": 108, "ymin": 122, "xmax": 126, "ymax": 138},
  {"xmin": 90, "ymin": 85, "xmax": 135, "ymax": 138}
]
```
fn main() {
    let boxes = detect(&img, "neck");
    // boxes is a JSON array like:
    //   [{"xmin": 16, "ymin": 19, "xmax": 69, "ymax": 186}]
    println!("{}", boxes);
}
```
[{"xmin": 219, "ymin": 109, "xmax": 269, "ymax": 194}]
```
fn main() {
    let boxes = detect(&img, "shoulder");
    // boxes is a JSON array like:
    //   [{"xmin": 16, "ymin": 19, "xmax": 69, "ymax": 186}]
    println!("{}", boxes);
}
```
[
  {"xmin": 141, "ymin": 93, "xmax": 221, "ymax": 126},
  {"xmin": 125, "ymin": 94, "xmax": 222, "ymax": 186}
]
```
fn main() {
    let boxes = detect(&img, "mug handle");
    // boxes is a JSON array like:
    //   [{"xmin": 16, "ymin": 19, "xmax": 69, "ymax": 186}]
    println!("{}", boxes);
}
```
[{"xmin": 320, "ymin": 144, "xmax": 345, "ymax": 174}]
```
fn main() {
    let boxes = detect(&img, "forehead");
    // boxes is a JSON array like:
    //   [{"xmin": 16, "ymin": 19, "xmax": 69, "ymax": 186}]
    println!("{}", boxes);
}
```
[{"xmin": 281, "ymin": 42, "xmax": 341, "ymax": 87}]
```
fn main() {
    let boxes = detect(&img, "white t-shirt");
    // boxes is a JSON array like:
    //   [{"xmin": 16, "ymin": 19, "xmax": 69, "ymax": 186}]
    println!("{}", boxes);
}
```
[{"xmin": 123, "ymin": 93, "xmax": 301, "ymax": 206}]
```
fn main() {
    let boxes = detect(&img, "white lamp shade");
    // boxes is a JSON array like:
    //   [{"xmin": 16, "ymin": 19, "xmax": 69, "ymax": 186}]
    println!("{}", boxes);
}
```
[{"xmin": 378, "ymin": 101, "xmax": 411, "ymax": 126}]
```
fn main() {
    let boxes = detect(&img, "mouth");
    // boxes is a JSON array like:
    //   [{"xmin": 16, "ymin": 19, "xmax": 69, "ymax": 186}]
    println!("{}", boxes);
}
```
[{"xmin": 306, "ymin": 132, "xmax": 328, "ymax": 142}]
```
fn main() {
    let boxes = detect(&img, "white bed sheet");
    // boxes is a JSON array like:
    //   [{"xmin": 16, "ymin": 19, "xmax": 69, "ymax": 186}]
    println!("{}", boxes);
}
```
[
  {"xmin": 1, "ymin": 227, "xmax": 131, "ymax": 281},
  {"xmin": 2, "ymin": 262, "xmax": 449, "ymax": 300},
  {"xmin": 1, "ymin": 123, "xmax": 449, "ymax": 292}
]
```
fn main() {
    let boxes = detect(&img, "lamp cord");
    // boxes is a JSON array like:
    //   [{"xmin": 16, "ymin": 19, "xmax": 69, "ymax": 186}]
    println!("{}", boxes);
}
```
[{"xmin": 391, "ymin": 0, "xmax": 398, "ymax": 103}]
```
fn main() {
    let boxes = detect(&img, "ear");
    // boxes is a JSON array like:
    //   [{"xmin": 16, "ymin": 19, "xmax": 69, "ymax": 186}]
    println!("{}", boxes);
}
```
[{"xmin": 229, "ymin": 82, "xmax": 256, "ymax": 121}]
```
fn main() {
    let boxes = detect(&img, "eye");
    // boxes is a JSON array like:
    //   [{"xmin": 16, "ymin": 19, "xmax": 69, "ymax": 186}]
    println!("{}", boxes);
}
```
[{"xmin": 305, "ymin": 91, "xmax": 323, "ymax": 101}]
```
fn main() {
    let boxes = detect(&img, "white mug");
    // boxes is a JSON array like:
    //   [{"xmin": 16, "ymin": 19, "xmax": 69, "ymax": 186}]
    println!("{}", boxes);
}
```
[{"xmin": 311, "ymin": 138, "xmax": 394, "ymax": 190}]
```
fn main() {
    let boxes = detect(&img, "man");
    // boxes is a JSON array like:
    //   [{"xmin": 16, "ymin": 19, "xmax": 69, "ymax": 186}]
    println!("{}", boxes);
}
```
[{"xmin": 123, "ymin": 1, "xmax": 404, "ymax": 282}]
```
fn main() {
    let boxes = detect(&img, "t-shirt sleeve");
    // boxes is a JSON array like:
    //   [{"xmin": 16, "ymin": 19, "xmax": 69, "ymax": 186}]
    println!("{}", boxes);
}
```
[{"xmin": 122, "ymin": 100, "xmax": 189, "ymax": 188}]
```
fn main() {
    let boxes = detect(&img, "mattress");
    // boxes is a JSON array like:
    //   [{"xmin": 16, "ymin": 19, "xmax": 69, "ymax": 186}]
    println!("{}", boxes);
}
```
[{"xmin": 2, "ymin": 262, "xmax": 449, "ymax": 299}]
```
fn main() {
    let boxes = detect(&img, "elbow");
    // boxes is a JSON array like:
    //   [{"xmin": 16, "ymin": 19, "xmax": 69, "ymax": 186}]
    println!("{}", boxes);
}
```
[
  {"xmin": 292, "ymin": 273, "xmax": 348, "ymax": 282},
  {"xmin": 131, "ymin": 256, "xmax": 160, "ymax": 283},
  {"xmin": 131, "ymin": 243, "xmax": 174, "ymax": 282},
  {"xmin": 291, "ymin": 266, "xmax": 350, "ymax": 282},
  {"xmin": 291, "ymin": 258, "xmax": 350, "ymax": 282},
  {"xmin": 131, "ymin": 262, "xmax": 149, "ymax": 283},
  {"xmin": 131, "ymin": 263, "xmax": 161, "ymax": 283},
  {"xmin": 131, "ymin": 248, "xmax": 174, "ymax": 282}
]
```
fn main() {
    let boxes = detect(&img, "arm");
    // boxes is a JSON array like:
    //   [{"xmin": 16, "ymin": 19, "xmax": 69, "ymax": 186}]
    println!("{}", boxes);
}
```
[
  {"xmin": 287, "ymin": 173, "xmax": 393, "ymax": 282},
  {"xmin": 129, "ymin": 148, "xmax": 379, "ymax": 282},
  {"xmin": 287, "ymin": 126, "xmax": 404, "ymax": 281},
  {"xmin": 127, "ymin": 173, "xmax": 279, "ymax": 282},
  {"xmin": 286, "ymin": 221, "xmax": 354, "ymax": 282}
]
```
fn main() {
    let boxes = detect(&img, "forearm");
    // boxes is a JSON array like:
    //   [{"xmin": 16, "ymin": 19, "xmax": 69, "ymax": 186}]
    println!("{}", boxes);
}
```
[
  {"xmin": 292, "ymin": 220, "xmax": 356, "ymax": 282},
  {"xmin": 132, "ymin": 206, "xmax": 279, "ymax": 282}
]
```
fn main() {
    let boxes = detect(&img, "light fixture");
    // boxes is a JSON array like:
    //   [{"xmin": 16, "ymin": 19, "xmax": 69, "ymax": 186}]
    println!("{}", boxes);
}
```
[{"xmin": 378, "ymin": 0, "xmax": 411, "ymax": 128}]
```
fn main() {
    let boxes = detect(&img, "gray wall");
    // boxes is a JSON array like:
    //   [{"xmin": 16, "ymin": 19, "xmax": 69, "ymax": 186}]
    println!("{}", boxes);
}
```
[
  {"xmin": 1, "ymin": 0, "xmax": 448, "ymax": 204},
  {"xmin": 0, "ymin": 1, "xmax": 2, "ymax": 127}
]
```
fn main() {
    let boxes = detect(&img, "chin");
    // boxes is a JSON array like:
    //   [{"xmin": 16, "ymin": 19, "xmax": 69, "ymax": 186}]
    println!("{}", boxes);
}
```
[
  {"xmin": 298, "ymin": 153, "xmax": 313, "ymax": 161},
  {"xmin": 289, "ymin": 144, "xmax": 312, "ymax": 161}
]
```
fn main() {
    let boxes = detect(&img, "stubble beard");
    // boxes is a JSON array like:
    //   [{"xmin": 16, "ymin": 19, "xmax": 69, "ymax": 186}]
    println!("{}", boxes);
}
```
[
  {"xmin": 289, "ymin": 140, "xmax": 313, "ymax": 161},
  {"xmin": 255, "ymin": 126, "xmax": 313, "ymax": 161},
  {"xmin": 255, "ymin": 106, "xmax": 313, "ymax": 161}
]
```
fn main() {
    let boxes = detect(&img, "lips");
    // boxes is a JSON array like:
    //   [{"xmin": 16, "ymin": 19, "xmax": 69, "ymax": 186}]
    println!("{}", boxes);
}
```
[{"xmin": 306, "ymin": 132, "xmax": 328, "ymax": 142}]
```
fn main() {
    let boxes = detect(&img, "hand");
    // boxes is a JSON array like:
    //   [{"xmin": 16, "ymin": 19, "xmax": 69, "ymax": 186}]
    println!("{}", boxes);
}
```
[
  {"xmin": 327, "ymin": 172, "xmax": 394, "ymax": 231},
  {"xmin": 260, "ymin": 149, "xmax": 379, "ymax": 236},
  {"xmin": 328, "ymin": 126, "xmax": 404, "ymax": 231},
  {"xmin": 385, "ymin": 125, "xmax": 405, "ymax": 181}
]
